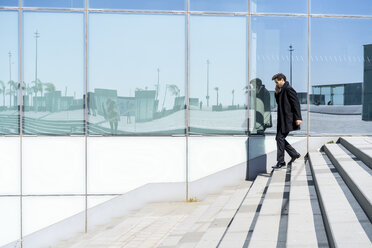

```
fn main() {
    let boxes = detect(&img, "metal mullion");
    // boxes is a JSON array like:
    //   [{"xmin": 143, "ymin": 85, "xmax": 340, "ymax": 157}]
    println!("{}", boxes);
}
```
[
  {"xmin": 185, "ymin": 0, "xmax": 189, "ymax": 202},
  {"xmin": 18, "ymin": 0, "xmax": 23, "ymax": 246},
  {"xmin": 246, "ymin": 0, "xmax": 251, "ymax": 180},
  {"xmin": 88, "ymin": 8, "xmax": 186, "ymax": 15},
  {"xmin": 307, "ymin": 0, "xmax": 311, "ymax": 153},
  {"xmin": 84, "ymin": 0, "xmax": 88, "ymax": 233}
]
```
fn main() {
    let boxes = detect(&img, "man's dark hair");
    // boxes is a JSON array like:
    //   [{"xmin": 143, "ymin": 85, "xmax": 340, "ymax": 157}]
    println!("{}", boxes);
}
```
[{"xmin": 272, "ymin": 73, "xmax": 286, "ymax": 82}]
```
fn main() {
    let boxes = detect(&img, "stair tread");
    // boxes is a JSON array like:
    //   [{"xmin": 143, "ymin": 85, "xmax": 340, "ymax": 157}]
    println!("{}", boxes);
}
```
[
  {"xmin": 287, "ymin": 160, "xmax": 319, "ymax": 247},
  {"xmin": 309, "ymin": 151, "xmax": 372, "ymax": 247},
  {"xmin": 248, "ymin": 168, "xmax": 287, "ymax": 248},
  {"xmin": 219, "ymin": 174, "xmax": 270, "ymax": 248}
]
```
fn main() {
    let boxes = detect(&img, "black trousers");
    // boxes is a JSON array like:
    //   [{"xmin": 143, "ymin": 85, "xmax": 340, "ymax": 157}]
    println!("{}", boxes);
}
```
[{"xmin": 276, "ymin": 129, "xmax": 298, "ymax": 163}]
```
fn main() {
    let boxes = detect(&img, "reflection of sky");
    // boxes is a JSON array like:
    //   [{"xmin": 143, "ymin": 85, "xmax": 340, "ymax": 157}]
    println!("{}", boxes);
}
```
[
  {"xmin": 311, "ymin": 0, "xmax": 372, "ymax": 16},
  {"xmin": 23, "ymin": 0, "xmax": 83, "ymax": 8},
  {"xmin": 89, "ymin": 13, "xmax": 185, "ymax": 110},
  {"xmin": 251, "ymin": 0, "xmax": 307, "ymax": 14},
  {"xmin": 23, "ymin": 12, "xmax": 84, "ymax": 97},
  {"xmin": 311, "ymin": 18, "xmax": 372, "ymax": 86},
  {"xmin": 190, "ymin": 16, "xmax": 247, "ymax": 106},
  {"xmin": 1, "ymin": 6, "xmax": 372, "ymax": 105},
  {"xmin": 190, "ymin": 0, "xmax": 247, "ymax": 12},
  {"xmin": 0, "ymin": 11, "xmax": 19, "ymax": 86},
  {"xmin": 251, "ymin": 16, "xmax": 307, "ymax": 93}
]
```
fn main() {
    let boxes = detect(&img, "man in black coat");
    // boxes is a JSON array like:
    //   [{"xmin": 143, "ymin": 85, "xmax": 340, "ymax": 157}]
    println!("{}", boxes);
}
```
[{"xmin": 272, "ymin": 73, "xmax": 302, "ymax": 168}]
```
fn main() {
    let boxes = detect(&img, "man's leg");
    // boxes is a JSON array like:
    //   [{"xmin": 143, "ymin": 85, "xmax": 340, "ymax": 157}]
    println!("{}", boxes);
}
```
[
  {"xmin": 276, "ymin": 130, "xmax": 287, "ymax": 163},
  {"xmin": 284, "ymin": 138, "xmax": 299, "ymax": 158}
]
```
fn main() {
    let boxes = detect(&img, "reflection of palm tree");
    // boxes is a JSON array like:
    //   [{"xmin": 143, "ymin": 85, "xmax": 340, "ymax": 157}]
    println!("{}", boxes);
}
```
[
  {"xmin": 161, "ymin": 84, "xmax": 180, "ymax": 110},
  {"xmin": 44, "ymin": 82, "xmax": 56, "ymax": 93},
  {"xmin": 214, "ymin": 87, "xmax": 219, "ymax": 105},
  {"xmin": 7, "ymin": 80, "xmax": 17, "ymax": 106},
  {"xmin": 0, "ymin": 80, "xmax": 5, "ymax": 107}
]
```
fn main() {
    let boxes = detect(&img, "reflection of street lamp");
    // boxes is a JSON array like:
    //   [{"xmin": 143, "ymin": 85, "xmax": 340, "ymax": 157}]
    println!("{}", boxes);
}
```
[
  {"xmin": 34, "ymin": 30, "xmax": 40, "ymax": 87},
  {"xmin": 289, "ymin": 44, "xmax": 294, "ymax": 86},
  {"xmin": 8, "ymin": 51, "xmax": 12, "ymax": 83},
  {"xmin": 206, "ymin": 59, "xmax": 210, "ymax": 107},
  {"xmin": 232, "ymin": 89, "xmax": 235, "ymax": 106},
  {"xmin": 156, "ymin": 68, "xmax": 160, "ymax": 100},
  {"xmin": 214, "ymin": 87, "xmax": 219, "ymax": 105}
]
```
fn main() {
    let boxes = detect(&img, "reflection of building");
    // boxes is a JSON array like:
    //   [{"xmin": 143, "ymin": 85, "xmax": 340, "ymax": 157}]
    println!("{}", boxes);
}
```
[
  {"xmin": 118, "ymin": 97, "xmax": 135, "ymax": 116},
  {"xmin": 135, "ymin": 90, "xmax": 156, "ymax": 122},
  {"xmin": 311, "ymin": 82, "xmax": 362, "ymax": 105},
  {"xmin": 363, "ymin": 44, "xmax": 372, "ymax": 121},
  {"xmin": 173, "ymin": 96, "xmax": 185, "ymax": 111}
]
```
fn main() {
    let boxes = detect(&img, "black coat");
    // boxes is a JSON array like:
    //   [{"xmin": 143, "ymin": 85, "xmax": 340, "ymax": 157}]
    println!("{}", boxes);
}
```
[{"xmin": 275, "ymin": 81, "xmax": 302, "ymax": 133}]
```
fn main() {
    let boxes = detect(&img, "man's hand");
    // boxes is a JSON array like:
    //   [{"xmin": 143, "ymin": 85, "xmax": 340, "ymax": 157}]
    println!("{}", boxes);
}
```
[
  {"xmin": 275, "ymin": 85, "xmax": 280, "ymax": 93},
  {"xmin": 296, "ymin": 120, "xmax": 302, "ymax": 126}
]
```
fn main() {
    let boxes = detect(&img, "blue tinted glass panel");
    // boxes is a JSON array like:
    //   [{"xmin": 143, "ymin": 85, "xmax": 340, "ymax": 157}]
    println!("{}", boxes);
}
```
[
  {"xmin": 250, "ymin": 16, "xmax": 308, "ymax": 135},
  {"xmin": 310, "ymin": 18, "xmax": 372, "ymax": 134},
  {"xmin": 189, "ymin": 16, "xmax": 247, "ymax": 135},
  {"xmin": 251, "ymin": 0, "xmax": 307, "ymax": 14},
  {"xmin": 89, "ymin": 0, "xmax": 185, "ymax": 11},
  {"xmin": 88, "ymin": 13, "xmax": 186, "ymax": 135},
  {"xmin": 190, "ymin": 0, "xmax": 247, "ymax": 12},
  {"xmin": 0, "ymin": 0, "xmax": 18, "ymax": 7},
  {"xmin": 312, "ymin": 0, "xmax": 372, "ymax": 16},
  {"xmin": 23, "ymin": 12, "xmax": 85, "ymax": 135},
  {"xmin": 0, "ymin": 11, "xmax": 19, "ymax": 135},
  {"xmin": 23, "ymin": 0, "xmax": 84, "ymax": 8}
]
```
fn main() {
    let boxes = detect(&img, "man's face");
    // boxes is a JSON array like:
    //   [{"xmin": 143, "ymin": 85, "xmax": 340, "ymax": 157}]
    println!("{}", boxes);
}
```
[{"xmin": 275, "ymin": 79, "xmax": 285, "ymax": 88}]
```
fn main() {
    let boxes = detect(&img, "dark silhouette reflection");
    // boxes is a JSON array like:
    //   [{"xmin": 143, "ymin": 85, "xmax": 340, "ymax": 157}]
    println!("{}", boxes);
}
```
[
  {"xmin": 250, "ymin": 78, "xmax": 272, "ymax": 134},
  {"xmin": 246, "ymin": 78, "xmax": 272, "ymax": 180}
]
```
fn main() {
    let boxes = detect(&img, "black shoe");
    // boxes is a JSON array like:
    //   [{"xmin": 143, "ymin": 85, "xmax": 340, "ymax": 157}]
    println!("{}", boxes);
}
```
[
  {"xmin": 288, "ymin": 153, "xmax": 301, "ymax": 165},
  {"xmin": 272, "ymin": 161, "xmax": 286, "ymax": 169}
]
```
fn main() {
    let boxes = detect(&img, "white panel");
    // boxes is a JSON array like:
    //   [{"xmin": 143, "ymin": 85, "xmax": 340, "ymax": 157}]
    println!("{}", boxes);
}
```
[
  {"xmin": 189, "ymin": 137, "xmax": 247, "ymax": 181},
  {"xmin": 22, "ymin": 196, "xmax": 85, "ymax": 237},
  {"xmin": 0, "ymin": 197, "xmax": 20, "ymax": 247},
  {"xmin": 0, "ymin": 137, "xmax": 20, "ymax": 195},
  {"xmin": 88, "ymin": 137, "xmax": 186, "ymax": 194},
  {"xmin": 22, "ymin": 137, "xmax": 85, "ymax": 194},
  {"xmin": 87, "ymin": 195, "xmax": 116, "ymax": 209}
]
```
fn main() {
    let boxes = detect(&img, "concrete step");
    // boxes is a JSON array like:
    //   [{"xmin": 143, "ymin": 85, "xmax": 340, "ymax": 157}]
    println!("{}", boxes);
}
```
[
  {"xmin": 309, "ymin": 151, "xmax": 372, "ymax": 247},
  {"xmin": 248, "ymin": 167, "xmax": 287, "ymax": 247},
  {"xmin": 218, "ymin": 174, "xmax": 270, "ymax": 248},
  {"xmin": 340, "ymin": 137, "xmax": 372, "ymax": 170},
  {"xmin": 286, "ymin": 159, "xmax": 321, "ymax": 247},
  {"xmin": 194, "ymin": 181, "xmax": 252, "ymax": 248},
  {"xmin": 324, "ymin": 143, "xmax": 372, "ymax": 222}
]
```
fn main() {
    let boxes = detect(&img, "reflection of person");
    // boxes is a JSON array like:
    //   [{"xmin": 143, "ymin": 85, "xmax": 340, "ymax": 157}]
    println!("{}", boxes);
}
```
[
  {"xmin": 87, "ymin": 92, "xmax": 97, "ymax": 116},
  {"xmin": 272, "ymin": 73, "xmax": 302, "ymax": 169},
  {"xmin": 106, "ymin": 98, "xmax": 120, "ymax": 134},
  {"xmin": 250, "ymin": 78, "xmax": 272, "ymax": 134}
]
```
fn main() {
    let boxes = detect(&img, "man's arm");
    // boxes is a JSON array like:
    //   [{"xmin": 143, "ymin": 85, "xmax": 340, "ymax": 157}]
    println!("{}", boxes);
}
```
[{"xmin": 287, "ymin": 87, "xmax": 302, "ymax": 121}]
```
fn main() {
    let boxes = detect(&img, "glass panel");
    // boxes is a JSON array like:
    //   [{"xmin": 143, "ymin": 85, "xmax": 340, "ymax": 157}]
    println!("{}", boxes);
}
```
[
  {"xmin": 250, "ymin": 16, "xmax": 307, "ymax": 135},
  {"xmin": 0, "ymin": 0, "xmax": 18, "ymax": 7},
  {"xmin": 22, "ymin": 137, "xmax": 85, "ymax": 194},
  {"xmin": 0, "ymin": 137, "xmax": 20, "ymax": 195},
  {"xmin": 23, "ymin": 12, "xmax": 84, "ymax": 135},
  {"xmin": 0, "ymin": 197, "xmax": 20, "ymax": 247},
  {"xmin": 189, "ymin": 16, "xmax": 247, "ymax": 134},
  {"xmin": 89, "ymin": 0, "xmax": 185, "ymax": 11},
  {"xmin": 88, "ymin": 13, "xmax": 186, "ymax": 135},
  {"xmin": 23, "ymin": 0, "xmax": 84, "ymax": 8},
  {"xmin": 22, "ymin": 196, "xmax": 84, "ymax": 246},
  {"xmin": 190, "ymin": 0, "xmax": 247, "ymax": 12},
  {"xmin": 310, "ymin": 18, "xmax": 372, "ymax": 134},
  {"xmin": 312, "ymin": 0, "xmax": 372, "ymax": 16},
  {"xmin": 251, "ymin": 0, "xmax": 307, "ymax": 14},
  {"xmin": 88, "ymin": 137, "xmax": 185, "ymax": 194},
  {"xmin": 0, "ymin": 11, "xmax": 19, "ymax": 135}
]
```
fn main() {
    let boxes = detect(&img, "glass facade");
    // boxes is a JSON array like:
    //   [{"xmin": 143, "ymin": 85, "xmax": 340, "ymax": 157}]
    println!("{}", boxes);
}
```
[{"xmin": 1, "ymin": 0, "xmax": 372, "ymax": 247}]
